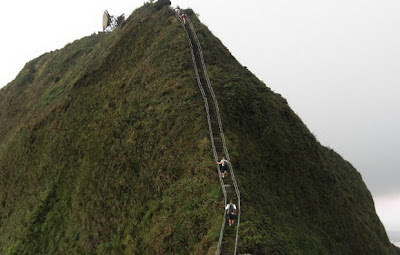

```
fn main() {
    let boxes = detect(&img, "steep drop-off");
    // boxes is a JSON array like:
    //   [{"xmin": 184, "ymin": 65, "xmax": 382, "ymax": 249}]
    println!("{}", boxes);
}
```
[{"xmin": 0, "ymin": 2, "xmax": 398, "ymax": 255}]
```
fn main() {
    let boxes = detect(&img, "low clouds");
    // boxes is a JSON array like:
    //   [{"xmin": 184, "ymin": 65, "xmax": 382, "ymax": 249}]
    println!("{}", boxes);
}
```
[{"xmin": 375, "ymin": 194, "xmax": 400, "ymax": 231}]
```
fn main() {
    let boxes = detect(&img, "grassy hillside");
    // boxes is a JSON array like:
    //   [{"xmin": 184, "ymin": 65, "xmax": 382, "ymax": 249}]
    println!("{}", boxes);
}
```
[
  {"xmin": 185, "ymin": 10, "xmax": 399, "ymax": 254},
  {"xmin": 0, "ymin": 1, "xmax": 399, "ymax": 254},
  {"xmin": 0, "ymin": 4, "xmax": 221, "ymax": 255}
]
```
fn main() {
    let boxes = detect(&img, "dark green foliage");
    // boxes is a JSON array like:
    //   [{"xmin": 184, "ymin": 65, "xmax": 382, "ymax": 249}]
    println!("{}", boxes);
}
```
[
  {"xmin": 1, "ymin": 4, "xmax": 219, "ymax": 255},
  {"xmin": 0, "ymin": 3, "xmax": 399, "ymax": 255},
  {"xmin": 185, "ymin": 11, "xmax": 399, "ymax": 255},
  {"xmin": 154, "ymin": 0, "xmax": 171, "ymax": 11}
]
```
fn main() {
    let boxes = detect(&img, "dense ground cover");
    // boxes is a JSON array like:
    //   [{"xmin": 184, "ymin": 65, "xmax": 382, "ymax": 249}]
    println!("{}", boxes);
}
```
[{"xmin": 0, "ymin": 1, "xmax": 398, "ymax": 254}]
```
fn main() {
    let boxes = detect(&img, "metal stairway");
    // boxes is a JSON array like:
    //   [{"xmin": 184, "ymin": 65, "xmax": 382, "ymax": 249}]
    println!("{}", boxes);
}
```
[{"xmin": 176, "ymin": 13, "xmax": 242, "ymax": 255}]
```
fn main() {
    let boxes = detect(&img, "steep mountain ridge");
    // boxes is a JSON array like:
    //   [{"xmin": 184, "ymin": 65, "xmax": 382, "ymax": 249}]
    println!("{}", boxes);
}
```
[{"xmin": 0, "ymin": 2, "xmax": 399, "ymax": 254}]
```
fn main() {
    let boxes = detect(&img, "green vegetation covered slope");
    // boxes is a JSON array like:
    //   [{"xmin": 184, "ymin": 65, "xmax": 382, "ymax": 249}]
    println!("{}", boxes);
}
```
[
  {"xmin": 185, "ymin": 10, "xmax": 399, "ymax": 255},
  {"xmin": 0, "ymin": 2, "xmax": 398, "ymax": 254}
]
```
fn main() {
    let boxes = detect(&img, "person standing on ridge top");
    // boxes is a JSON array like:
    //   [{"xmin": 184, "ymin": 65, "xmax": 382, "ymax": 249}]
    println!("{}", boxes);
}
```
[
  {"xmin": 225, "ymin": 200, "xmax": 237, "ymax": 226},
  {"xmin": 217, "ymin": 156, "xmax": 230, "ymax": 178},
  {"xmin": 175, "ymin": 6, "xmax": 181, "ymax": 16}
]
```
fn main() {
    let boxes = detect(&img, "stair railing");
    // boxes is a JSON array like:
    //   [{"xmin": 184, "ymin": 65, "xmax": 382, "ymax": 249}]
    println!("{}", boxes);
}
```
[
  {"xmin": 186, "ymin": 16, "xmax": 242, "ymax": 255},
  {"xmin": 176, "ymin": 13, "xmax": 227, "ymax": 255}
]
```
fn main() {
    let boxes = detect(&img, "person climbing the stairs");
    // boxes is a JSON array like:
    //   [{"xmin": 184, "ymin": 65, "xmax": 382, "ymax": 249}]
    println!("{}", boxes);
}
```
[
  {"xmin": 181, "ymin": 13, "xmax": 188, "ymax": 24},
  {"xmin": 225, "ymin": 200, "xmax": 237, "ymax": 226},
  {"xmin": 217, "ymin": 156, "xmax": 230, "ymax": 178}
]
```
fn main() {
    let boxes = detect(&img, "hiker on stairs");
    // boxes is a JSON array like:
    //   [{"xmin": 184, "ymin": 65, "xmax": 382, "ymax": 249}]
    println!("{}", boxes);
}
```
[
  {"xmin": 217, "ymin": 156, "xmax": 230, "ymax": 178},
  {"xmin": 225, "ymin": 200, "xmax": 237, "ymax": 226},
  {"xmin": 181, "ymin": 13, "xmax": 188, "ymax": 24}
]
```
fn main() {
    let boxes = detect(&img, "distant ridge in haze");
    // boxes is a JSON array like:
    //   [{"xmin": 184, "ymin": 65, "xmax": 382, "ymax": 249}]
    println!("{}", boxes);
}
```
[{"xmin": 389, "ymin": 231, "xmax": 400, "ymax": 248}]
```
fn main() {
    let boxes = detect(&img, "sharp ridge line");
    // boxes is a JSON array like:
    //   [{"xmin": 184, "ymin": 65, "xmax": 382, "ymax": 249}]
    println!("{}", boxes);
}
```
[
  {"xmin": 187, "ymin": 18, "xmax": 241, "ymax": 255},
  {"xmin": 186, "ymin": 16, "xmax": 242, "ymax": 207},
  {"xmin": 186, "ymin": 15, "xmax": 242, "ymax": 255},
  {"xmin": 176, "ymin": 14, "xmax": 228, "ymax": 254},
  {"xmin": 187, "ymin": 18, "xmax": 240, "ymax": 193}
]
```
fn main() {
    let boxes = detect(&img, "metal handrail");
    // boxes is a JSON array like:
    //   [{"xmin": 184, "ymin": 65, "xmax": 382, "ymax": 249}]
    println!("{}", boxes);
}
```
[
  {"xmin": 187, "ymin": 17, "xmax": 241, "ymax": 255},
  {"xmin": 176, "ymin": 14, "xmax": 228, "ymax": 255}
]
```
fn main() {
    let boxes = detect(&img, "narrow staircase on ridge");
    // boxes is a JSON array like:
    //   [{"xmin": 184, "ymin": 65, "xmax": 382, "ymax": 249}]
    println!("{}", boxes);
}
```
[{"xmin": 176, "ymin": 12, "xmax": 242, "ymax": 255}]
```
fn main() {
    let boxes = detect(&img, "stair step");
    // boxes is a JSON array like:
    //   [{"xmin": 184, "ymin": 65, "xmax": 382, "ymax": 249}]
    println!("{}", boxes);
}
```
[{"xmin": 182, "ymin": 19, "xmax": 240, "ymax": 255}]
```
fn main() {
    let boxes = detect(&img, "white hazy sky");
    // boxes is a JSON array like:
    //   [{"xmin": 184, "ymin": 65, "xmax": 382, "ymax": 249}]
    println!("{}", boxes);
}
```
[{"xmin": 0, "ymin": 0, "xmax": 399, "ymax": 234}]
